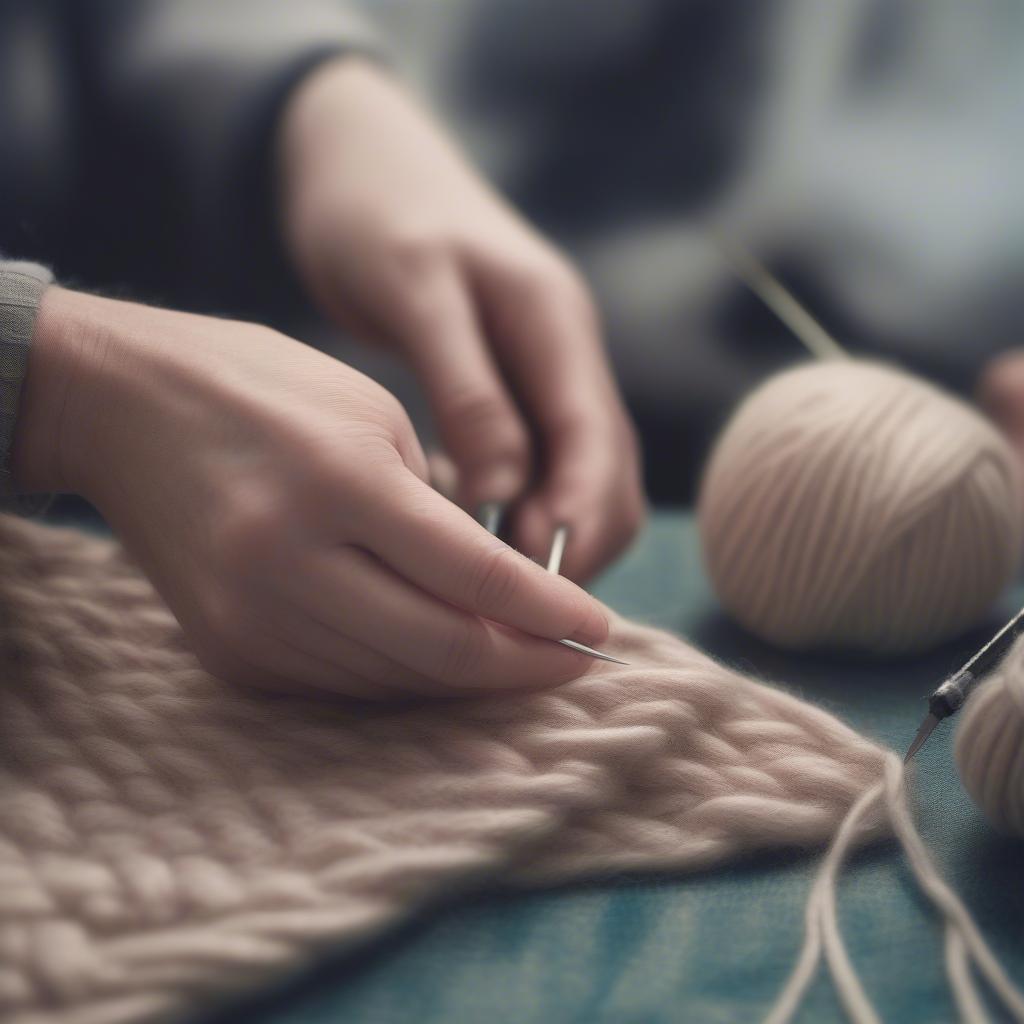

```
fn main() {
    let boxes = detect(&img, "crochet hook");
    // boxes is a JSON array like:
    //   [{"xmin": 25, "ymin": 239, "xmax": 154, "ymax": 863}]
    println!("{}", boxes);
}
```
[
  {"xmin": 904, "ymin": 602, "xmax": 1024, "ymax": 761},
  {"xmin": 476, "ymin": 504, "xmax": 627, "ymax": 665}
]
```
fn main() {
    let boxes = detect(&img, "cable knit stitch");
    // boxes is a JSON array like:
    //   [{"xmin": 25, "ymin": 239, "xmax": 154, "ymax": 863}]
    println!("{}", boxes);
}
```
[{"xmin": 0, "ymin": 515, "xmax": 889, "ymax": 1024}]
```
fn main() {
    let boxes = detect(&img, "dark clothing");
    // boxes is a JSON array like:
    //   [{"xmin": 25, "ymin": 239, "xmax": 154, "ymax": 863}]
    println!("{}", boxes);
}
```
[{"xmin": 0, "ymin": 0, "xmax": 376, "ymax": 313}]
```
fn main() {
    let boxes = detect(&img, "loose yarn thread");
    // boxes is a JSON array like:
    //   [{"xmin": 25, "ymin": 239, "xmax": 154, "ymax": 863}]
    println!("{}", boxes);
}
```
[{"xmin": 767, "ymin": 753, "xmax": 1024, "ymax": 1024}]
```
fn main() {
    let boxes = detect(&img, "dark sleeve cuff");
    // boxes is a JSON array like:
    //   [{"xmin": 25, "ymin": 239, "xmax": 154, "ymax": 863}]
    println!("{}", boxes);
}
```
[{"xmin": 76, "ymin": 1, "xmax": 384, "ymax": 313}]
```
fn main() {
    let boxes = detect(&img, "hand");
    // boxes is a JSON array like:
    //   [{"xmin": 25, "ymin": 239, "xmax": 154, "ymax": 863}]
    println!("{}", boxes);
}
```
[
  {"xmin": 13, "ymin": 288, "xmax": 610, "ymax": 698},
  {"xmin": 281, "ymin": 59, "xmax": 645, "ymax": 581},
  {"xmin": 979, "ymin": 349, "xmax": 1024, "ymax": 455}
]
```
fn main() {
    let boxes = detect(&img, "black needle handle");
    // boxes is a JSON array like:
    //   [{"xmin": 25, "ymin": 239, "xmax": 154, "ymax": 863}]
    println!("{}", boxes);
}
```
[{"xmin": 905, "ymin": 604, "xmax": 1024, "ymax": 761}]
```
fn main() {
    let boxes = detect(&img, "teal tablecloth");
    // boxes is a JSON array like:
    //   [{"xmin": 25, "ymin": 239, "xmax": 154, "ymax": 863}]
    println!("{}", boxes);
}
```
[{"xmin": 204, "ymin": 512, "xmax": 1023, "ymax": 1024}]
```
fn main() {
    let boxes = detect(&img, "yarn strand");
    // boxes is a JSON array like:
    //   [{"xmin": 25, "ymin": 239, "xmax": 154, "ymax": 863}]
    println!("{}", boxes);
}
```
[
  {"xmin": 767, "ymin": 754, "xmax": 1024, "ymax": 1023},
  {"xmin": 764, "ymin": 782, "xmax": 884, "ymax": 1024},
  {"xmin": 884, "ymin": 760, "xmax": 1024, "ymax": 1023},
  {"xmin": 716, "ymin": 236, "xmax": 849, "ymax": 362},
  {"xmin": 946, "ymin": 930, "xmax": 989, "ymax": 1024}
]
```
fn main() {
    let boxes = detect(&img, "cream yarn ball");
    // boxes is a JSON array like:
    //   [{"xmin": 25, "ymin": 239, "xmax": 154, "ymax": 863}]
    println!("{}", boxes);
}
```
[
  {"xmin": 698, "ymin": 360, "xmax": 1024, "ymax": 654},
  {"xmin": 955, "ymin": 638, "xmax": 1024, "ymax": 835}
]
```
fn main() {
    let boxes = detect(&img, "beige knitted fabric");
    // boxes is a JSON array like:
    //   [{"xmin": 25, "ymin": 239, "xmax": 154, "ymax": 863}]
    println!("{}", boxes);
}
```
[{"xmin": 0, "ymin": 516, "xmax": 889, "ymax": 1024}]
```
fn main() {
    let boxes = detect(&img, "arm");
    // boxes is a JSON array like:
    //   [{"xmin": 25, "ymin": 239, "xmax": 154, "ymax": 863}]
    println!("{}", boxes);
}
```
[
  {"xmin": 280, "ymin": 60, "xmax": 646, "ymax": 580},
  {"xmin": 3, "ymin": 276, "xmax": 609, "ymax": 698},
  {"xmin": 66, "ymin": 6, "xmax": 645, "ymax": 578}
]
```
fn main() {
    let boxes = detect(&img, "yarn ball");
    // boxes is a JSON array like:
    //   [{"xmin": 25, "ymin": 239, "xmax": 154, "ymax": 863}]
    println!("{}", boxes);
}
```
[
  {"xmin": 698, "ymin": 360, "xmax": 1024, "ymax": 654},
  {"xmin": 955, "ymin": 636, "xmax": 1024, "ymax": 835}
]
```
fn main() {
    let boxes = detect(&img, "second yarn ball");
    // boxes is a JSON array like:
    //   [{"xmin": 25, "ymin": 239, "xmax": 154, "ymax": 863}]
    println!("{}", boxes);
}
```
[
  {"xmin": 955, "ymin": 635, "xmax": 1024, "ymax": 835},
  {"xmin": 698, "ymin": 361, "xmax": 1024, "ymax": 654}
]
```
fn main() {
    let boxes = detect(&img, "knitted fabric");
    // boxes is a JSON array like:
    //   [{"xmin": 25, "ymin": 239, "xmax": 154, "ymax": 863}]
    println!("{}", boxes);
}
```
[{"xmin": 0, "ymin": 515, "xmax": 889, "ymax": 1024}]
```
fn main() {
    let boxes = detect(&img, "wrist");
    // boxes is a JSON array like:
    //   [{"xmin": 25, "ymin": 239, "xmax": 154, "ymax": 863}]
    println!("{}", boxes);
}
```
[
  {"xmin": 281, "ymin": 57, "xmax": 364, "ymax": 228},
  {"xmin": 281, "ymin": 56, "xmax": 378, "ymax": 179},
  {"xmin": 279, "ymin": 58, "xmax": 419, "ymax": 241}
]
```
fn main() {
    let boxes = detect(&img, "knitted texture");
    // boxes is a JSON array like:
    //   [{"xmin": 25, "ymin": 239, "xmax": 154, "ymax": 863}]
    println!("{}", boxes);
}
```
[{"xmin": 0, "ymin": 516, "xmax": 889, "ymax": 1024}]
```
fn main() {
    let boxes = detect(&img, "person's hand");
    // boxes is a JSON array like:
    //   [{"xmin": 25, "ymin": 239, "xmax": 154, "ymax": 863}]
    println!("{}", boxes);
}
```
[
  {"xmin": 280, "ymin": 58, "xmax": 645, "ymax": 581},
  {"xmin": 13, "ymin": 288, "xmax": 610, "ymax": 698},
  {"xmin": 979, "ymin": 349, "xmax": 1024, "ymax": 459}
]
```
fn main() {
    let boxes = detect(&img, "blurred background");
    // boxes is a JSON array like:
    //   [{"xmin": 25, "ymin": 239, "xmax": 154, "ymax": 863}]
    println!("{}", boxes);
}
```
[
  {"xmin": 6, "ymin": 0, "xmax": 1024, "ymax": 504},
  {"xmin": 371, "ymin": 0, "xmax": 1024, "ymax": 503}
]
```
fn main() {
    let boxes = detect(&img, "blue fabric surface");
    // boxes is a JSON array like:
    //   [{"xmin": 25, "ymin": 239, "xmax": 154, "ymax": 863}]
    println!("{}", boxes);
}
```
[{"xmin": 204, "ymin": 512, "xmax": 1024, "ymax": 1024}]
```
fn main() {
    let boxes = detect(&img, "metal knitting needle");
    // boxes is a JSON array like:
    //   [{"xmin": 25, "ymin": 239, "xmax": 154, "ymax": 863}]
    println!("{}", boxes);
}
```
[
  {"xmin": 544, "ymin": 523, "xmax": 628, "ymax": 664},
  {"xmin": 904, "ymin": 602, "xmax": 1024, "ymax": 762},
  {"xmin": 477, "ymin": 500, "xmax": 504, "ymax": 537},
  {"xmin": 475, "ymin": 504, "xmax": 627, "ymax": 665},
  {"xmin": 716, "ymin": 235, "xmax": 850, "ymax": 362},
  {"xmin": 546, "ymin": 523, "xmax": 570, "ymax": 574}
]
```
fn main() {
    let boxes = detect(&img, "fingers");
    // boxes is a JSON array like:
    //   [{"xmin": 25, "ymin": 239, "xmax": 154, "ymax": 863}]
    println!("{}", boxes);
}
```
[
  {"xmin": 273, "ymin": 602, "xmax": 459, "ymax": 696},
  {"xmin": 978, "ymin": 350, "xmax": 1024, "ymax": 441},
  {"xmin": 426, "ymin": 449, "xmax": 458, "ymax": 500},
  {"xmin": 198, "ymin": 592, "xmax": 512, "ymax": 700},
  {"xmin": 194, "ymin": 622, "xmax": 392, "ymax": 700},
  {"xmin": 470, "ymin": 256, "xmax": 646, "ymax": 580},
  {"xmin": 290, "ymin": 543, "xmax": 598, "ymax": 690},
  {"xmin": 522, "ymin": 421, "xmax": 645, "ymax": 583},
  {"xmin": 355, "ymin": 468, "xmax": 609, "ymax": 644},
  {"xmin": 515, "ymin": 422, "xmax": 644, "ymax": 582},
  {"xmin": 389, "ymin": 261, "xmax": 533, "ymax": 508}
]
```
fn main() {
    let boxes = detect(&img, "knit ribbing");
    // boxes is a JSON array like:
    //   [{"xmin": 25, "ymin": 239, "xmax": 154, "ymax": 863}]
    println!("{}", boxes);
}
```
[
  {"xmin": 0, "ymin": 515, "xmax": 888, "ymax": 1024},
  {"xmin": 0, "ymin": 260, "xmax": 52, "ymax": 509}
]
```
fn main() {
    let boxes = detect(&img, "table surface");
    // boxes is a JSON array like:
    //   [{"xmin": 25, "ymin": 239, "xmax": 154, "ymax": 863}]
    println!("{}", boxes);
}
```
[{"xmin": 201, "ymin": 511, "xmax": 1024, "ymax": 1024}]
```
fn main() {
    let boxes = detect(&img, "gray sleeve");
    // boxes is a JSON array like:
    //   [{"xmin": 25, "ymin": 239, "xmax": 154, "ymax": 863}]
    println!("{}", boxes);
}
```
[{"xmin": 0, "ymin": 260, "xmax": 53, "ymax": 509}]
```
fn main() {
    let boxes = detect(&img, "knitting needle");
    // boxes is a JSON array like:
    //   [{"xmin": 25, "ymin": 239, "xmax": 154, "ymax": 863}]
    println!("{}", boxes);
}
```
[
  {"xmin": 716, "ymin": 236, "xmax": 850, "ymax": 362},
  {"xmin": 904, "ymin": 602, "xmax": 1024, "ymax": 762},
  {"xmin": 477, "ymin": 500, "xmax": 504, "ymax": 537},
  {"xmin": 546, "ymin": 523, "xmax": 570, "ymax": 574},
  {"xmin": 475, "ymin": 504, "xmax": 627, "ymax": 665},
  {"xmin": 545, "ymin": 523, "xmax": 627, "ymax": 664}
]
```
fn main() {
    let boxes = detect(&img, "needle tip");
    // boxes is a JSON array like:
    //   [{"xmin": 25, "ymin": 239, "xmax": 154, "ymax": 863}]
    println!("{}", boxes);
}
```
[
  {"xmin": 904, "ymin": 712, "xmax": 940, "ymax": 763},
  {"xmin": 558, "ymin": 638, "xmax": 629, "ymax": 665}
]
